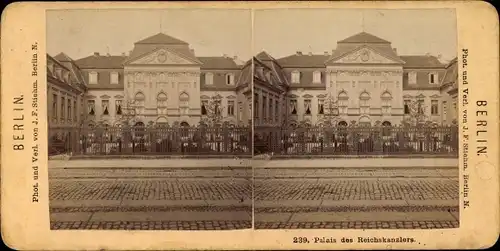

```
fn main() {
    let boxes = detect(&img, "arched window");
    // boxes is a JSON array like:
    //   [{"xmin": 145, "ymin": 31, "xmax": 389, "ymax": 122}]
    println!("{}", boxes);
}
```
[
  {"xmin": 157, "ymin": 92, "xmax": 167, "ymax": 108},
  {"xmin": 134, "ymin": 92, "xmax": 145, "ymax": 105},
  {"xmin": 359, "ymin": 116, "xmax": 371, "ymax": 127},
  {"xmin": 382, "ymin": 121, "xmax": 392, "ymax": 136},
  {"xmin": 381, "ymin": 91, "xmax": 392, "ymax": 115},
  {"xmin": 179, "ymin": 92, "xmax": 190, "ymax": 115},
  {"xmin": 359, "ymin": 92, "xmax": 370, "ymax": 114},
  {"xmin": 338, "ymin": 91, "xmax": 349, "ymax": 114},
  {"xmin": 338, "ymin": 121, "xmax": 348, "ymax": 127}
]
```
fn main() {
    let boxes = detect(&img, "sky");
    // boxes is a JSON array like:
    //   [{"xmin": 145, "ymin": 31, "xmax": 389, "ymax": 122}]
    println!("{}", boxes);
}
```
[
  {"xmin": 254, "ymin": 8, "xmax": 457, "ymax": 62},
  {"xmin": 47, "ymin": 8, "xmax": 457, "ymax": 63},
  {"xmin": 46, "ymin": 9, "xmax": 252, "ymax": 60}
]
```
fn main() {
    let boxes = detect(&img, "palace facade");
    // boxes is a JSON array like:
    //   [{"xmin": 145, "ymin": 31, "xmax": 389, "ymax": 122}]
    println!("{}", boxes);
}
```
[
  {"xmin": 47, "ymin": 33, "xmax": 252, "ymax": 128},
  {"xmin": 254, "ymin": 32, "xmax": 459, "ymax": 127}
]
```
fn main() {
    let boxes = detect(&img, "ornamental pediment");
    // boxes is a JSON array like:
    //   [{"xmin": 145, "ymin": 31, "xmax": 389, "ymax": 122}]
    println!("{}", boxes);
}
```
[
  {"xmin": 129, "ymin": 49, "xmax": 197, "ymax": 65},
  {"xmin": 328, "ymin": 46, "xmax": 403, "ymax": 65}
]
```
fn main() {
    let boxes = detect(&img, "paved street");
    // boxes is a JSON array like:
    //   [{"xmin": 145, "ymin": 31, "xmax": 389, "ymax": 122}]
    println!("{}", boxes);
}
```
[
  {"xmin": 49, "ymin": 162, "xmax": 252, "ymax": 230},
  {"xmin": 254, "ymin": 166, "xmax": 459, "ymax": 229}
]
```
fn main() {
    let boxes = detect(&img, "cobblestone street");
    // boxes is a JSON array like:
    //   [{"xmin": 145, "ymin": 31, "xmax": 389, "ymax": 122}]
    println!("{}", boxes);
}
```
[
  {"xmin": 49, "ymin": 163, "xmax": 252, "ymax": 230},
  {"xmin": 254, "ymin": 166, "xmax": 459, "ymax": 229}
]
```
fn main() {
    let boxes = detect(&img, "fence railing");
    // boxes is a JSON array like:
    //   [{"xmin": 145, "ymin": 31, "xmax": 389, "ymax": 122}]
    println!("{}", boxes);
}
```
[
  {"xmin": 49, "ymin": 125, "xmax": 252, "ymax": 156},
  {"xmin": 254, "ymin": 125, "xmax": 459, "ymax": 156}
]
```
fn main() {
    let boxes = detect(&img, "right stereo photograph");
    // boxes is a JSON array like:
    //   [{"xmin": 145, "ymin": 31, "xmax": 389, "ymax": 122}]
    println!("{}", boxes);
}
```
[{"xmin": 252, "ymin": 8, "xmax": 459, "ymax": 230}]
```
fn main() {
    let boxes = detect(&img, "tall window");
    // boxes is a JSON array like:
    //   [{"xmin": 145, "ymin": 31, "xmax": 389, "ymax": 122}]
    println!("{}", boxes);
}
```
[
  {"xmin": 201, "ymin": 100, "xmax": 208, "ymax": 115},
  {"xmin": 179, "ymin": 92, "xmax": 189, "ymax": 115},
  {"xmin": 359, "ymin": 92, "xmax": 370, "ymax": 114},
  {"xmin": 290, "ymin": 99, "xmax": 297, "ymax": 115},
  {"xmin": 102, "ymin": 100, "xmax": 110, "ymax": 115},
  {"xmin": 404, "ymin": 100, "xmax": 410, "ymax": 114},
  {"xmin": 381, "ymin": 92, "xmax": 392, "ymax": 115},
  {"xmin": 67, "ymin": 98, "xmax": 72, "ymax": 121},
  {"xmin": 73, "ymin": 100, "xmax": 77, "ymax": 122},
  {"xmin": 89, "ymin": 72, "xmax": 98, "ymax": 84},
  {"xmin": 226, "ymin": 74, "xmax": 235, "ymax": 85},
  {"xmin": 52, "ymin": 94, "xmax": 58, "ymax": 120},
  {"xmin": 431, "ymin": 100, "xmax": 439, "ymax": 115},
  {"xmin": 275, "ymin": 100, "xmax": 279, "ymax": 122},
  {"xmin": 238, "ymin": 102, "xmax": 243, "ymax": 122},
  {"xmin": 157, "ymin": 93, "xmax": 167, "ymax": 108},
  {"xmin": 291, "ymin": 71, "xmax": 300, "ymax": 84},
  {"xmin": 262, "ymin": 96, "xmax": 267, "ymax": 120},
  {"xmin": 269, "ymin": 99, "xmax": 274, "ymax": 120},
  {"xmin": 254, "ymin": 93, "xmax": 258, "ymax": 119},
  {"xmin": 417, "ymin": 99, "xmax": 425, "ymax": 114},
  {"xmin": 304, "ymin": 99, "xmax": 312, "ymax": 115},
  {"xmin": 60, "ymin": 97, "xmax": 65, "ymax": 121},
  {"xmin": 318, "ymin": 99, "xmax": 324, "ymax": 114},
  {"xmin": 87, "ymin": 100, "xmax": 95, "ymax": 115},
  {"xmin": 408, "ymin": 72, "xmax": 417, "ymax": 85},
  {"xmin": 227, "ymin": 100, "xmax": 235, "ymax": 116},
  {"xmin": 115, "ymin": 100, "xmax": 123, "ymax": 115},
  {"xmin": 111, "ymin": 72, "xmax": 119, "ymax": 84},
  {"xmin": 442, "ymin": 101, "xmax": 448, "ymax": 117},
  {"xmin": 313, "ymin": 71, "xmax": 321, "ymax": 84},
  {"xmin": 205, "ymin": 73, "xmax": 214, "ymax": 85},
  {"xmin": 429, "ymin": 73, "xmax": 438, "ymax": 84}
]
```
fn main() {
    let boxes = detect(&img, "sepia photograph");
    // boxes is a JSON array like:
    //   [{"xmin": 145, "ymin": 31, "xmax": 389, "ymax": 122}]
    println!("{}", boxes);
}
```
[
  {"xmin": 46, "ymin": 8, "xmax": 253, "ymax": 230},
  {"xmin": 253, "ymin": 8, "xmax": 460, "ymax": 229}
]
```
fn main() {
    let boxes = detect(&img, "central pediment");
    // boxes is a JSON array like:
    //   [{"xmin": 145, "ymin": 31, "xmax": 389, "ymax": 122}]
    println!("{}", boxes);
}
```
[
  {"xmin": 127, "ymin": 48, "xmax": 200, "ymax": 66},
  {"xmin": 326, "ymin": 45, "xmax": 404, "ymax": 65}
]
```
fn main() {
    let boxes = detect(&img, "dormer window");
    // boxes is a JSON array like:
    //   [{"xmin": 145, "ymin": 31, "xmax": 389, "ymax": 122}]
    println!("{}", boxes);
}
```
[
  {"xmin": 291, "ymin": 71, "xmax": 300, "ymax": 84},
  {"xmin": 205, "ymin": 73, "xmax": 213, "ymax": 85},
  {"xmin": 313, "ymin": 71, "xmax": 321, "ymax": 84},
  {"xmin": 226, "ymin": 73, "xmax": 235, "ymax": 85},
  {"xmin": 408, "ymin": 72, "xmax": 417, "ymax": 85},
  {"xmin": 429, "ymin": 73, "xmax": 438, "ymax": 84},
  {"xmin": 111, "ymin": 72, "xmax": 119, "ymax": 84},
  {"xmin": 89, "ymin": 72, "xmax": 98, "ymax": 84}
]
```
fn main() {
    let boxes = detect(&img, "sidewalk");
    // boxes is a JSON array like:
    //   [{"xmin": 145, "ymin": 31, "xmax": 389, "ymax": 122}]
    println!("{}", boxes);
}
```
[
  {"xmin": 49, "ymin": 159, "xmax": 252, "ymax": 169},
  {"xmin": 253, "ymin": 158, "xmax": 459, "ymax": 168},
  {"xmin": 49, "ymin": 158, "xmax": 458, "ymax": 169}
]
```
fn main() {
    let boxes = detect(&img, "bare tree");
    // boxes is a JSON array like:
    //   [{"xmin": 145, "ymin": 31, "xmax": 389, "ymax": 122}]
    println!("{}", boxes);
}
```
[
  {"xmin": 402, "ymin": 98, "xmax": 430, "ymax": 126},
  {"xmin": 319, "ymin": 93, "xmax": 340, "ymax": 127},
  {"xmin": 201, "ymin": 94, "xmax": 224, "ymax": 127}
]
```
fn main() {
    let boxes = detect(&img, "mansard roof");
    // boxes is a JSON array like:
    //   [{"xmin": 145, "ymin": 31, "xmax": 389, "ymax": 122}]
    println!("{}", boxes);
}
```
[
  {"xmin": 75, "ymin": 54, "xmax": 127, "ymax": 69},
  {"xmin": 277, "ymin": 54, "xmax": 330, "ymax": 68},
  {"xmin": 135, "ymin": 32, "xmax": 189, "ymax": 45},
  {"xmin": 338, "ymin": 32, "xmax": 391, "ymax": 44},
  {"xmin": 400, "ymin": 55, "xmax": 446, "ymax": 68},
  {"xmin": 198, "ymin": 57, "xmax": 240, "ymax": 70}
]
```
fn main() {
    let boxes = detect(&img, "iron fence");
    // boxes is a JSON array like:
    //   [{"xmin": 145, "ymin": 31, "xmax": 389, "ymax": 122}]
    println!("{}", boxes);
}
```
[
  {"xmin": 254, "ymin": 125, "xmax": 459, "ymax": 157},
  {"xmin": 49, "ymin": 125, "xmax": 252, "ymax": 156}
]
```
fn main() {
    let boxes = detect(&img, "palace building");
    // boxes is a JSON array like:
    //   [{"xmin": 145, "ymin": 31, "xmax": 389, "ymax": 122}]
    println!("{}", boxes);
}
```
[
  {"xmin": 47, "ymin": 33, "xmax": 252, "ymax": 128},
  {"xmin": 254, "ymin": 32, "xmax": 459, "ymax": 127}
]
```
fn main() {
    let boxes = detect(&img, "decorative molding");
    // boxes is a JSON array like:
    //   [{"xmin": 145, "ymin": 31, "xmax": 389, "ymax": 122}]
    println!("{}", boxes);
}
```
[
  {"xmin": 226, "ymin": 95, "xmax": 237, "ymax": 99},
  {"xmin": 302, "ymin": 94, "xmax": 313, "ymax": 99},
  {"xmin": 317, "ymin": 94, "xmax": 326, "ymax": 98}
]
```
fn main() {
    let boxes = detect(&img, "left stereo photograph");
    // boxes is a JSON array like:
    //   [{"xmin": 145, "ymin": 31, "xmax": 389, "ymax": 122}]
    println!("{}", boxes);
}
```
[{"xmin": 46, "ymin": 8, "xmax": 253, "ymax": 230}]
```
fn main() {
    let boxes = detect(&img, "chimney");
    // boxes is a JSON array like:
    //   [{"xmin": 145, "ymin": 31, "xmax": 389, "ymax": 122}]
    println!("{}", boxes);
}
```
[
  {"xmin": 425, "ymin": 52, "xmax": 431, "ymax": 57},
  {"xmin": 106, "ymin": 53, "xmax": 111, "ymax": 57},
  {"xmin": 121, "ymin": 52, "xmax": 126, "ymax": 56},
  {"xmin": 308, "ymin": 51, "xmax": 313, "ymax": 56},
  {"xmin": 190, "ymin": 49, "xmax": 195, "ymax": 54},
  {"xmin": 324, "ymin": 51, "xmax": 329, "ymax": 56},
  {"xmin": 296, "ymin": 51, "xmax": 302, "ymax": 56},
  {"xmin": 393, "ymin": 48, "xmax": 397, "ymax": 54},
  {"xmin": 93, "ymin": 52, "xmax": 100, "ymax": 56},
  {"xmin": 223, "ymin": 53, "xmax": 228, "ymax": 58},
  {"xmin": 233, "ymin": 55, "xmax": 238, "ymax": 60}
]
